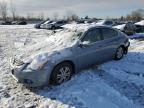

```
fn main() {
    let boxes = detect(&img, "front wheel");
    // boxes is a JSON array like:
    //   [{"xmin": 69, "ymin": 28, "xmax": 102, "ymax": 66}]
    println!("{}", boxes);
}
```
[
  {"xmin": 114, "ymin": 47, "xmax": 124, "ymax": 60},
  {"xmin": 50, "ymin": 62, "xmax": 73, "ymax": 85}
]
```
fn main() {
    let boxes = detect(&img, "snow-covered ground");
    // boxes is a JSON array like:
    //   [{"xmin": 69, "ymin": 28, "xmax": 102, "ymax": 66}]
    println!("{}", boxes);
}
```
[{"xmin": 0, "ymin": 24, "xmax": 144, "ymax": 108}]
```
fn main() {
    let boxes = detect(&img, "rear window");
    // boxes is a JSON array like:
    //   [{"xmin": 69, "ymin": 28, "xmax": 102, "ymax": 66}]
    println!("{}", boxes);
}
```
[{"xmin": 102, "ymin": 28, "xmax": 118, "ymax": 39}]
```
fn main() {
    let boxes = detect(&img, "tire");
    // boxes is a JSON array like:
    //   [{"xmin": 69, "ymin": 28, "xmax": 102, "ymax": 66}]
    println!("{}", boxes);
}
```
[
  {"xmin": 114, "ymin": 47, "xmax": 124, "ymax": 60},
  {"xmin": 50, "ymin": 62, "xmax": 73, "ymax": 85}
]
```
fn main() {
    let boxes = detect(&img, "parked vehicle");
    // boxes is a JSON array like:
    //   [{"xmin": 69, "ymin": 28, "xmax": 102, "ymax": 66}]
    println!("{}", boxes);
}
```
[
  {"xmin": 76, "ymin": 20, "xmax": 85, "ymax": 24},
  {"xmin": 18, "ymin": 21, "xmax": 27, "ymax": 25},
  {"xmin": 1, "ymin": 21, "xmax": 12, "ymax": 25},
  {"xmin": 34, "ymin": 20, "xmax": 47, "ymax": 29},
  {"xmin": 135, "ymin": 20, "xmax": 144, "ymax": 26},
  {"xmin": 134, "ymin": 20, "xmax": 144, "ymax": 33},
  {"xmin": 135, "ymin": 25, "xmax": 144, "ymax": 33},
  {"xmin": 45, "ymin": 20, "xmax": 67, "ymax": 29},
  {"xmin": 113, "ymin": 22, "xmax": 136, "ymax": 35},
  {"xmin": 10, "ymin": 26, "xmax": 130, "ymax": 87},
  {"xmin": 96, "ymin": 20, "xmax": 115, "ymax": 27},
  {"xmin": 40, "ymin": 20, "xmax": 53, "ymax": 29},
  {"xmin": 11, "ymin": 21, "xmax": 18, "ymax": 25}
]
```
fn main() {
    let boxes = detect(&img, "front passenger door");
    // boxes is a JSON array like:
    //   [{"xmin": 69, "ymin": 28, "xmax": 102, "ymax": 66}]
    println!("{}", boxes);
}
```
[{"xmin": 76, "ymin": 28, "xmax": 104, "ymax": 69}]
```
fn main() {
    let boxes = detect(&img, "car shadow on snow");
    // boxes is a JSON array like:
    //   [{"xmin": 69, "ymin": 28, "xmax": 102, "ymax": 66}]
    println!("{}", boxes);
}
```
[
  {"xmin": 28, "ymin": 51, "xmax": 144, "ymax": 108},
  {"xmin": 97, "ymin": 51, "xmax": 144, "ymax": 107}
]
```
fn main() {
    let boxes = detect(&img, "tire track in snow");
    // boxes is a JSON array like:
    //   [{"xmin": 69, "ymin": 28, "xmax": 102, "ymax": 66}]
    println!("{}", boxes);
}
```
[
  {"xmin": 96, "ymin": 41, "xmax": 144, "ymax": 107},
  {"xmin": 0, "ymin": 26, "xmax": 71, "ymax": 108}
]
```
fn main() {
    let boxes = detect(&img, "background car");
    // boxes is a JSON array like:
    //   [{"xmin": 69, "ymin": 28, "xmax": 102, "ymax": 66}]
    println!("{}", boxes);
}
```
[
  {"xmin": 113, "ymin": 22, "xmax": 136, "ymax": 35},
  {"xmin": 18, "ymin": 21, "xmax": 27, "ymax": 25},
  {"xmin": 135, "ymin": 20, "xmax": 144, "ymax": 26},
  {"xmin": 11, "ymin": 21, "xmax": 27, "ymax": 25},
  {"xmin": 1, "ymin": 21, "xmax": 12, "ymax": 25},
  {"xmin": 10, "ymin": 25, "xmax": 130, "ymax": 87},
  {"xmin": 96, "ymin": 19, "xmax": 115, "ymax": 27},
  {"xmin": 40, "ymin": 20, "xmax": 53, "ymax": 29},
  {"xmin": 134, "ymin": 20, "xmax": 144, "ymax": 33},
  {"xmin": 76, "ymin": 20, "xmax": 85, "ymax": 24},
  {"xmin": 135, "ymin": 25, "xmax": 144, "ymax": 33},
  {"xmin": 46, "ymin": 20, "xmax": 67, "ymax": 29},
  {"xmin": 34, "ymin": 20, "xmax": 47, "ymax": 29}
]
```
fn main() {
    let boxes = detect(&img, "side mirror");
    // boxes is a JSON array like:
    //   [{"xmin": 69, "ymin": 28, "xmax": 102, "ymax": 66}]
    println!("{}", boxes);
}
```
[{"xmin": 78, "ymin": 41, "xmax": 90, "ymax": 48}]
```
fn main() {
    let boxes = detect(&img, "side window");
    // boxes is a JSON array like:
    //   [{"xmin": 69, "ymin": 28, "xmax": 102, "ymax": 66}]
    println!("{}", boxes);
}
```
[
  {"xmin": 82, "ymin": 29, "xmax": 101, "ymax": 44},
  {"xmin": 102, "ymin": 28, "xmax": 118, "ymax": 39}
]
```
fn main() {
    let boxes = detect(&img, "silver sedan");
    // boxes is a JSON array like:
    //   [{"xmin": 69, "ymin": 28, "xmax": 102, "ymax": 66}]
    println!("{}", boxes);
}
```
[{"xmin": 10, "ymin": 26, "xmax": 130, "ymax": 87}]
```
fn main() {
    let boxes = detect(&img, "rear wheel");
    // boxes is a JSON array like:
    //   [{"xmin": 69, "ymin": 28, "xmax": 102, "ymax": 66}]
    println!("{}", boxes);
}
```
[
  {"xmin": 50, "ymin": 62, "xmax": 73, "ymax": 85},
  {"xmin": 114, "ymin": 47, "xmax": 124, "ymax": 60}
]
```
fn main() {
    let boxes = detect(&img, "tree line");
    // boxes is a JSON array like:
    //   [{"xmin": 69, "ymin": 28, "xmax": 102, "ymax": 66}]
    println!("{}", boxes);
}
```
[
  {"xmin": 119, "ymin": 9, "xmax": 144, "ymax": 22},
  {"xmin": 0, "ymin": 1, "xmax": 143, "ymax": 22}
]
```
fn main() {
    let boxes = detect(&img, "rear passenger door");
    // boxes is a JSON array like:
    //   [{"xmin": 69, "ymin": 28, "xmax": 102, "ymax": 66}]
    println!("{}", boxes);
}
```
[{"xmin": 100, "ymin": 28, "xmax": 119, "ymax": 60}]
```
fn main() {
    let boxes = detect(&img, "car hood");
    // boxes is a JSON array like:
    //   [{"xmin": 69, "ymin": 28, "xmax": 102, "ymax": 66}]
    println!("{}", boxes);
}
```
[
  {"xmin": 13, "ymin": 38, "xmax": 74, "ymax": 63},
  {"xmin": 49, "ymin": 22, "xmax": 56, "ymax": 25}
]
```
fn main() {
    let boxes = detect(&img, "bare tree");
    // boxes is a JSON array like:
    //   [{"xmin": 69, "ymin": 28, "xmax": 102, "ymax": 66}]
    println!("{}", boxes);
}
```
[
  {"xmin": 0, "ymin": 1, "xmax": 8, "ymax": 21},
  {"xmin": 126, "ymin": 14, "xmax": 132, "ymax": 21},
  {"xmin": 38, "ymin": 12, "xmax": 44, "ymax": 20},
  {"xmin": 53, "ymin": 12, "xmax": 59, "ymax": 20},
  {"xmin": 131, "ymin": 9, "xmax": 143, "ymax": 21},
  {"xmin": 65, "ymin": 10, "xmax": 78, "ymax": 21},
  {"xmin": 10, "ymin": 0, "xmax": 16, "ymax": 20}
]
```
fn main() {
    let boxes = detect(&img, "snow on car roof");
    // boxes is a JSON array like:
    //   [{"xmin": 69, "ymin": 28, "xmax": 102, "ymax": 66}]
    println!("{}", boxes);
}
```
[
  {"xmin": 62, "ymin": 23, "xmax": 98, "ymax": 32},
  {"xmin": 135, "ymin": 20, "xmax": 144, "ymax": 26}
]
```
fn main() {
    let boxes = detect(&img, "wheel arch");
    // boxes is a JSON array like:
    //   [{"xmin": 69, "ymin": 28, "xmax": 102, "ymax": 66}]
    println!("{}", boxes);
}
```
[
  {"xmin": 119, "ymin": 44, "xmax": 127, "ymax": 54},
  {"xmin": 49, "ymin": 60, "xmax": 75, "ymax": 84},
  {"xmin": 55, "ymin": 60, "xmax": 75, "ymax": 73}
]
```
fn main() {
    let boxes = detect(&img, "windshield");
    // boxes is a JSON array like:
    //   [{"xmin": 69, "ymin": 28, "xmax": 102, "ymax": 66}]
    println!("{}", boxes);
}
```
[
  {"xmin": 48, "ymin": 29, "xmax": 83, "ymax": 46},
  {"xmin": 44, "ymin": 20, "xmax": 53, "ymax": 24}
]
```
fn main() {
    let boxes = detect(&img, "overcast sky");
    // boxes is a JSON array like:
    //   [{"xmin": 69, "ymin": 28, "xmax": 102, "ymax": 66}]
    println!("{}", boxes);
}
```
[{"xmin": 3, "ymin": 0, "xmax": 144, "ymax": 18}]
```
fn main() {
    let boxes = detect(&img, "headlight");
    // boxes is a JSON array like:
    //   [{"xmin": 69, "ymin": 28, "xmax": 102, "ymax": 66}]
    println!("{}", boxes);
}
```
[
  {"xmin": 37, "ymin": 61, "xmax": 48, "ymax": 70},
  {"xmin": 28, "ymin": 59, "xmax": 48, "ymax": 71}
]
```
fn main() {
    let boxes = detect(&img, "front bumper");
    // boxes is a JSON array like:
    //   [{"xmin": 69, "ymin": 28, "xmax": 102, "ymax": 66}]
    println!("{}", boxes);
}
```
[{"xmin": 10, "ymin": 63, "xmax": 53, "ymax": 87}]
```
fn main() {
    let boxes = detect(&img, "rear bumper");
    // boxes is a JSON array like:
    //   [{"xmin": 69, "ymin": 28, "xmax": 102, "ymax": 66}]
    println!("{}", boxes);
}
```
[
  {"xmin": 125, "ymin": 41, "xmax": 130, "ymax": 47},
  {"xmin": 124, "ymin": 41, "xmax": 130, "ymax": 54}
]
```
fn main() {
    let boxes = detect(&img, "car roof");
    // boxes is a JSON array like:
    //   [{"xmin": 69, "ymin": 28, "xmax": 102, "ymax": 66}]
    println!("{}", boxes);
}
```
[{"xmin": 63, "ymin": 23, "xmax": 113, "ymax": 32}]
